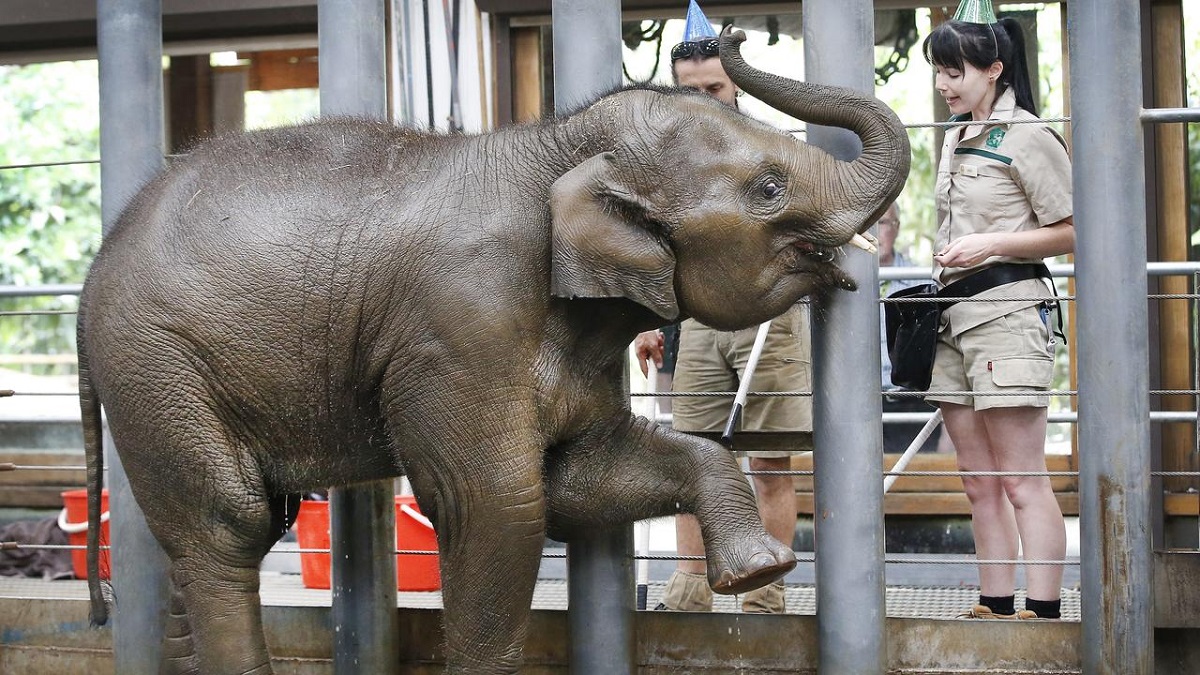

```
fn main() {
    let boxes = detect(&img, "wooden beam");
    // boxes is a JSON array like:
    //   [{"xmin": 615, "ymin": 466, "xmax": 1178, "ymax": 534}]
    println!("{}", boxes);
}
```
[
  {"xmin": 1149, "ymin": 0, "xmax": 1197, "ymax": 494},
  {"xmin": 1164, "ymin": 492, "xmax": 1199, "ymax": 517},
  {"xmin": 0, "ymin": 451, "xmax": 85, "ymax": 508},
  {"xmin": 511, "ymin": 26, "xmax": 542, "ymax": 122},
  {"xmin": 242, "ymin": 48, "xmax": 318, "ymax": 91},
  {"xmin": 167, "ymin": 54, "xmax": 214, "ymax": 152},
  {"xmin": 795, "ymin": 491, "xmax": 1081, "ymax": 516},
  {"xmin": 790, "ymin": 452, "xmax": 1078, "ymax": 492}
]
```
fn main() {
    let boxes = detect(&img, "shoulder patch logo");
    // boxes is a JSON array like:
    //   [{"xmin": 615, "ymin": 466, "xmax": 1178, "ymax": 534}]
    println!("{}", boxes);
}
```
[{"xmin": 986, "ymin": 128, "xmax": 1006, "ymax": 149}]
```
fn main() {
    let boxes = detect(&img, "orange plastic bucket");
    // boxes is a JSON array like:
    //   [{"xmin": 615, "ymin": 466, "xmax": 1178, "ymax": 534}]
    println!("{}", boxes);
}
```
[
  {"xmin": 59, "ymin": 489, "xmax": 111, "ymax": 580},
  {"xmin": 295, "ymin": 495, "xmax": 441, "ymax": 591}
]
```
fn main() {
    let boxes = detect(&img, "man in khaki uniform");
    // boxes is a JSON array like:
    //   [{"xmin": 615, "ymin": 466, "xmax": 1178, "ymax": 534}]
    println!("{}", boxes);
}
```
[{"xmin": 633, "ymin": 0, "xmax": 811, "ymax": 615}]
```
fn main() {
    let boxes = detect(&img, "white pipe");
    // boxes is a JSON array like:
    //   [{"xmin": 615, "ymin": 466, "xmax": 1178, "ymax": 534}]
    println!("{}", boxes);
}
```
[
  {"xmin": 883, "ymin": 408, "xmax": 943, "ymax": 493},
  {"xmin": 722, "ymin": 321, "xmax": 772, "ymax": 442}
]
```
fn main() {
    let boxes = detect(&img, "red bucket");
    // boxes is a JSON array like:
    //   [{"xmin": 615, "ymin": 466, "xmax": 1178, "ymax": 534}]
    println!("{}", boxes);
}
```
[
  {"xmin": 295, "ymin": 495, "xmax": 441, "ymax": 591},
  {"xmin": 59, "ymin": 489, "xmax": 111, "ymax": 580}
]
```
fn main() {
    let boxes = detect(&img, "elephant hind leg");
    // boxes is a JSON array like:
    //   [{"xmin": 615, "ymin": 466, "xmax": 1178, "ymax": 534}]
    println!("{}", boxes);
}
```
[
  {"xmin": 162, "ymin": 497, "xmax": 278, "ymax": 675},
  {"xmin": 161, "ymin": 567, "xmax": 200, "ymax": 675},
  {"xmin": 111, "ymin": 423, "xmax": 281, "ymax": 673}
]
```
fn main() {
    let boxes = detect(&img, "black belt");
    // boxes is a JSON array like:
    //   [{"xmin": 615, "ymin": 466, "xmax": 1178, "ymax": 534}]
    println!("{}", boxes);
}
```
[{"xmin": 938, "ymin": 262, "xmax": 1052, "ymax": 309}]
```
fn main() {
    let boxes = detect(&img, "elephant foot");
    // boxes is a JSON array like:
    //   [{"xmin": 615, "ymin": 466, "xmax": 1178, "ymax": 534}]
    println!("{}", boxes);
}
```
[{"xmin": 707, "ymin": 534, "xmax": 796, "ymax": 595}]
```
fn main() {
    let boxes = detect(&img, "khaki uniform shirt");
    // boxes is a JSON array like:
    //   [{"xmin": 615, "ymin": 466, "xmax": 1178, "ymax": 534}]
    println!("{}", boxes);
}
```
[{"xmin": 933, "ymin": 88, "xmax": 1072, "ymax": 335}]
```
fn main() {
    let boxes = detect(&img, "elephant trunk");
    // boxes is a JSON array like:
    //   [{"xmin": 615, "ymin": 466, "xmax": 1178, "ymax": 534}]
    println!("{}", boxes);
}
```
[{"xmin": 719, "ymin": 28, "xmax": 910, "ymax": 238}]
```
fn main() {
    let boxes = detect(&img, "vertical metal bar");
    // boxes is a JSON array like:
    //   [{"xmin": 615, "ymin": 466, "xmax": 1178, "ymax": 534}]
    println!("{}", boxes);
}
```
[
  {"xmin": 1069, "ymin": 0, "xmax": 1154, "ymax": 672},
  {"xmin": 387, "ymin": 0, "xmax": 416, "ymax": 124},
  {"xmin": 318, "ymin": 2, "xmax": 399, "ymax": 673},
  {"xmin": 97, "ymin": 1, "xmax": 171, "ymax": 671},
  {"xmin": 566, "ymin": 530, "xmax": 636, "ymax": 673},
  {"xmin": 550, "ymin": 1, "xmax": 634, "ymax": 672},
  {"xmin": 1194, "ymin": 271, "xmax": 1199, "ymax": 464},
  {"xmin": 804, "ymin": 1, "xmax": 887, "ymax": 674}
]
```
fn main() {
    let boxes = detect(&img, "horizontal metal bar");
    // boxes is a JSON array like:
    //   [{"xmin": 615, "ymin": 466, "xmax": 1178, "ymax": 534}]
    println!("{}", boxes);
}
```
[
  {"xmin": 880, "ymin": 261, "xmax": 1200, "ymax": 282},
  {"xmin": 0, "ymin": 310, "xmax": 77, "ymax": 317},
  {"xmin": 0, "ymin": 541, "xmax": 1109, "ymax": 569},
  {"xmin": 0, "ymin": 284, "xmax": 83, "ymax": 298},
  {"xmin": 2, "ymin": 263, "xmax": 1196, "ymax": 300},
  {"xmin": 1140, "ymin": 107, "xmax": 1200, "ymax": 124},
  {"xmin": 0, "ymin": 159, "xmax": 100, "ymax": 170},
  {"xmin": 883, "ymin": 411, "xmax": 1197, "ymax": 424}
]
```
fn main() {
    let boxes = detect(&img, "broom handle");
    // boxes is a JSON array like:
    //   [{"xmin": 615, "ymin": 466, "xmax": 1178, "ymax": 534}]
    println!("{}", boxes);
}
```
[{"xmin": 722, "ymin": 321, "xmax": 772, "ymax": 444}]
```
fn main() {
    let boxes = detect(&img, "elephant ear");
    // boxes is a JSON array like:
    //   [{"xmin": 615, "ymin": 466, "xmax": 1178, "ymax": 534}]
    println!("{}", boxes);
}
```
[{"xmin": 550, "ymin": 152, "xmax": 679, "ymax": 321}]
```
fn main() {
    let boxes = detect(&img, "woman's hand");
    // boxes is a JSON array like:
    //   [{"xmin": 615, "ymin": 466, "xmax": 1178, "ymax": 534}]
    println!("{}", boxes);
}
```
[
  {"xmin": 935, "ymin": 219, "xmax": 1075, "ymax": 268},
  {"xmin": 933, "ymin": 233, "xmax": 1001, "ymax": 268}
]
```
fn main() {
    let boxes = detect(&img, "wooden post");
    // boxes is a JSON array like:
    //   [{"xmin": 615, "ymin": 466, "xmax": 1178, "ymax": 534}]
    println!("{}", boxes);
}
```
[
  {"xmin": 167, "ymin": 55, "xmax": 213, "ymax": 153},
  {"xmin": 1149, "ymin": 0, "xmax": 1197, "ymax": 503},
  {"xmin": 512, "ymin": 26, "xmax": 543, "ymax": 122}
]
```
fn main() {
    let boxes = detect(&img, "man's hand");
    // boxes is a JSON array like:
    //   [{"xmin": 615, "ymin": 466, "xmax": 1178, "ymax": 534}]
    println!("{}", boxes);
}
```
[{"xmin": 633, "ymin": 330, "xmax": 664, "ymax": 378}]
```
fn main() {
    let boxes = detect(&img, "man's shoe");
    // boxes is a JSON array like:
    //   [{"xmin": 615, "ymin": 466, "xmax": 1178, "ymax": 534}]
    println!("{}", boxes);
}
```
[
  {"xmin": 658, "ymin": 570, "xmax": 713, "ymax": 612},
  {"xmin": 741, "ymin": 581, "xmax": 786, "ymax": 614}
]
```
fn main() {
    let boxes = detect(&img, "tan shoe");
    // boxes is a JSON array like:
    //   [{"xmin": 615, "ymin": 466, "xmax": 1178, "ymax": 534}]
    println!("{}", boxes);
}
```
[
  {"xmin": 657, "ymin": 570, "xmax": 713, "ymax": 612},
  {"xmin": 958, "ymin": 604, "xmax": 1037, "ymax": 620},
  {"xmin": 741, "ymin": 581, "xmax": 786, "ymax": 614}
]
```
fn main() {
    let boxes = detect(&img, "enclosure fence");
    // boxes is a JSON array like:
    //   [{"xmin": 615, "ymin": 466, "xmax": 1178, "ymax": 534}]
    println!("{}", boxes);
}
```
[{"xmin": 2, "ymin": 0, "xmax": 1200, "ymax": 672}]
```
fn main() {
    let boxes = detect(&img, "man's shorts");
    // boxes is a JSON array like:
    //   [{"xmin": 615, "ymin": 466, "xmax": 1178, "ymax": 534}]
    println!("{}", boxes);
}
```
[
  {"xmin": 671, "ymin": 306, "xmax": 813, "ymax": 458},
  {"xmin": 926, "ymin": 303, "xmax": 1055, "ymax": 411}
]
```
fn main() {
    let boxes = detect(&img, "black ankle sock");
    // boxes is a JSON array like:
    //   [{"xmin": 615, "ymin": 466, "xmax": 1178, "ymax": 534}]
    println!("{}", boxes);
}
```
[
  {"xmin": 1025, "ymin": 597, "xmax": 1061, "ymax": 619},
  {"xmin": 979, "ymin": 594, "xmax": 1015, "ymax": 615}
]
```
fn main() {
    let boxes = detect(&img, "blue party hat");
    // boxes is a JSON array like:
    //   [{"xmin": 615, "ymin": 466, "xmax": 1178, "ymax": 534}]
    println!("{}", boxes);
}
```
[{"xmin": 682, "ymin": 0, "xmax": 718, "ymax": 42}]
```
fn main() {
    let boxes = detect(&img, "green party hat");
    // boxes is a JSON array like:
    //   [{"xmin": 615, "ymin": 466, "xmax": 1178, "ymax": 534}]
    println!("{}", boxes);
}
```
[{"xmin": 953, "ymin": 0, "xmax": 997, "ymax": 24}]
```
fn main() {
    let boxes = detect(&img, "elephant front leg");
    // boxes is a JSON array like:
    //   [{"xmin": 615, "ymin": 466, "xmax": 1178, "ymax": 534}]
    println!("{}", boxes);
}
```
[
  {"xmin": 544, "ymin": 415, "xmax": 795, "ymax": 594},
  {"xmin": 402, "ymin": 438, "xmax": 547, "ymax": 674}
]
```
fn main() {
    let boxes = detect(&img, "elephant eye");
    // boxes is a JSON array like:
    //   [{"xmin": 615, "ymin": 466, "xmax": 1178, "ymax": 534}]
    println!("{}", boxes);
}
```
[{"xmin": 761, "ymin": 180, "xmax": 785, "ymax": 199}]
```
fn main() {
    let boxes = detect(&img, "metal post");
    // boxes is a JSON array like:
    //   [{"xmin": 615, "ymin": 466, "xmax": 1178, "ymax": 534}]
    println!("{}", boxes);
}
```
[
  {"xmin": 97, "ymin": 1, "xmax": 171, "ymax": 672},
  {"xmin": 804, "ymin": 1, "xmax": 887, "ymax": 674},
  {"xmin": 1069, "ymin": 1, "xmax": 1154, "ymax": 672},
  {"xmin": 551, "ymin": 1, "xmax": 634, "ymax": 672},
  {"xmin": 387, "ymin": 0, "xmax": 416, "ymax": 123},
  {"xmin": 318, "ymin": 2, "xmax": 400, "ymax": 673}
]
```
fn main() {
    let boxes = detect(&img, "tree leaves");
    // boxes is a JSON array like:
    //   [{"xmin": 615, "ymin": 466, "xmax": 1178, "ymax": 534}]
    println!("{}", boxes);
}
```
[{"xmin": 0, "ymin": 60, "xmax": 101, "ymax": 375}]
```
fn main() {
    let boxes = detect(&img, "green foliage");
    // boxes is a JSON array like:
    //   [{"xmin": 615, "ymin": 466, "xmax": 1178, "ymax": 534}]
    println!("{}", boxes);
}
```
[{"xmin": 0, "ymin": 60, "xmax": 100, "ymax": 376}]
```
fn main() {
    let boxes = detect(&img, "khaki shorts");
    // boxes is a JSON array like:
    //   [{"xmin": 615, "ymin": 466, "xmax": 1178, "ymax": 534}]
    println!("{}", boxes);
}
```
[
  {"xmin": 672, "ymin": 306, "xmax": 813, "ymax": 457},
  {"xmin": 926, "ymin": 303, "xmax": 1055, "ymax": 411}
]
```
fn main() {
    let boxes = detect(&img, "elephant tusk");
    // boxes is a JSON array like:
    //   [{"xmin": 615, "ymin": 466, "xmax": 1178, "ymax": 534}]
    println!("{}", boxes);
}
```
[{"xmin": 849, "ymin": 233, "xmax": 878, "ymax": 254}]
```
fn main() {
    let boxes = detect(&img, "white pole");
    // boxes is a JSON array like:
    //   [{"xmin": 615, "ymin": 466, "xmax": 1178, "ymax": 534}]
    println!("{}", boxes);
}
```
[
  {"xmin": 882, "ymin": 408, "xmax": 943, "ymax": 493},
  {"xmin": 721, "ymin": 321, "xmax": 772, "ymax": 443},
  {"xmin": 634, "ymin": 520, "xmax": 651, "ymax": 610}
]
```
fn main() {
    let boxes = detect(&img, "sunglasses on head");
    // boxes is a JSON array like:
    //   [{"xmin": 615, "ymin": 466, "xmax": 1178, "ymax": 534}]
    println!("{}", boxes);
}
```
[{"xmin": 670, "ymin": 38, "xmax": 720, "ymax": 61}]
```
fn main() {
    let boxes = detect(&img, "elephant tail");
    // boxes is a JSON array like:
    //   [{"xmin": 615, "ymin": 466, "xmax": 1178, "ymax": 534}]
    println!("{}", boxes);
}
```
[{"xmin": 76, "ymin": 304, "xmax": 110, "ymax": 627}]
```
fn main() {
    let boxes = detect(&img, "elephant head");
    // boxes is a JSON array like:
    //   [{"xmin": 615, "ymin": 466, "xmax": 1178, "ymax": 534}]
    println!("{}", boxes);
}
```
[{"xmin": 550, "ymin": 28, "xmax": 910, "ymax": 330}]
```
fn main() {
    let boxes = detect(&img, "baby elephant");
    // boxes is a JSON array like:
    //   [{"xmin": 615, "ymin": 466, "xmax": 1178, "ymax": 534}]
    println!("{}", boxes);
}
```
[{"xmin": 78, "ymin": 29, "xmax": 908, "ymax": 674}]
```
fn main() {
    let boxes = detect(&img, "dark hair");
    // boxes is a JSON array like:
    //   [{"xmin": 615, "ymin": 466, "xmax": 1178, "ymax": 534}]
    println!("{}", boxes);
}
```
[{"xmin": 922, "ymin": 18, "xmax": 1037, "ymax": 116}]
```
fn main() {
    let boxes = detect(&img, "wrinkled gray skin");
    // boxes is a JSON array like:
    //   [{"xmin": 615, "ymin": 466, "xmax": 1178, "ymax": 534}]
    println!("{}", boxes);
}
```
[{"xmin": 78, "ymin": 31, "xmax": 908, "ymax": 674}]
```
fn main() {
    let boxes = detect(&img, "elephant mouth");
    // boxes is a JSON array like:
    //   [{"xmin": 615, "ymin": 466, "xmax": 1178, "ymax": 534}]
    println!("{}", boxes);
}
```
[
  {"xmin": 792, "ymin": 231, "xmax": 877, "ymax": 262},
  {"xmin": 797, "ymin": 243, "xmax": 836, "ymax": 263},
  {"xmin": 786, "ymin": 240, "xmax": 859, "ymax": 291}
]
